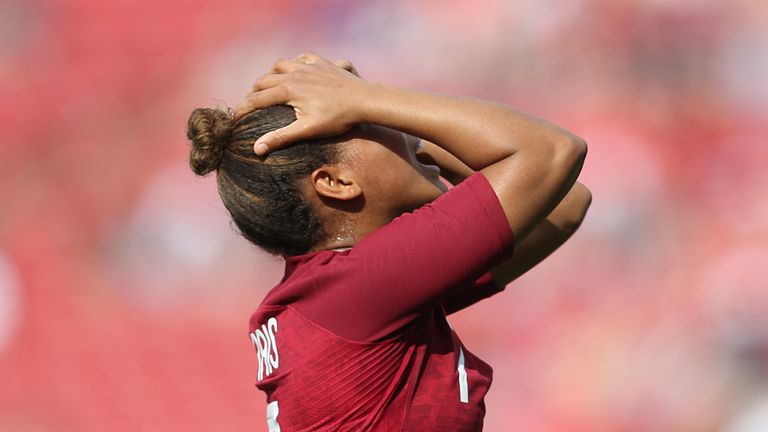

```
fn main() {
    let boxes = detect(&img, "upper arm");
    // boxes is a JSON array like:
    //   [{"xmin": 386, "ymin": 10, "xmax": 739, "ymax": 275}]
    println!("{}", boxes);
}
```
[
  {"xmin": 488, "ymin": 180, "xmax": 592, "ymax": 286},
  {"xmin": 481, "ymin": 137, "xmax": 587, "ymax": 244},
  {"xmin": 441, "ymin": 271, "xmax": 506, "ymax": 316}
]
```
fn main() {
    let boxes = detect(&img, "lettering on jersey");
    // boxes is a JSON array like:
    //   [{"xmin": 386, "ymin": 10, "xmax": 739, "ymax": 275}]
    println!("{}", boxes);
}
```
[{"xmin": 250, "ymin": 317, "xmax": 279, "ymax": 381}]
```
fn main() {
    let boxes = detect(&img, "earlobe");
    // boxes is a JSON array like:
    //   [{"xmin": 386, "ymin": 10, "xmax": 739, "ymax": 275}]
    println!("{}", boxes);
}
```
[{"xmin": 311, "ymin": 167, "xmax": 362, "ymax": 201}]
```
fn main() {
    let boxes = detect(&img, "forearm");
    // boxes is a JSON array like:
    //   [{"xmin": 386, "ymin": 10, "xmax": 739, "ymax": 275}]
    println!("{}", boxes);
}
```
[
  {"xmin": 411, "ymin": 137, "xmax": 474, "ymax": 185},
  {"xmin": 541, "ymin": 181, "xmax": 592, "ymax": 234},
  {"xmin": 418, "ymin": 138, "xmax": 590, "ymax": 232},
  {"xmin": 360, "ymin": 82, "xmax": 582, "ymax": 171},
  {"xmin": 361, "ymin": 82, "xmax": 586, "ymax": 241},
  {"xmin": 490, "ymin": 181, "xmax": 592, "ymax": 286}
]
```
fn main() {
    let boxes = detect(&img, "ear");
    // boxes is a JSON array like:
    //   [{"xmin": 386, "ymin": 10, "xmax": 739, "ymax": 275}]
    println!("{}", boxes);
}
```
[{"xmin": 310, "ymin": 166, "xmax": 362, "ymax": 201}]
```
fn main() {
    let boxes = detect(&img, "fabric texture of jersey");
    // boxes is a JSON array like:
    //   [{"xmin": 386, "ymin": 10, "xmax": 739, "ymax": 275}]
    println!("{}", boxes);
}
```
[{"xmin": 248, "ymin": 172, "xmax": 515, "ymax": 431}]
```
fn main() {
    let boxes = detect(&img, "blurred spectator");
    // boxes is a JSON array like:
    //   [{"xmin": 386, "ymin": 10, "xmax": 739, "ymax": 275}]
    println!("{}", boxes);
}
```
[{"xmin": 1, "ymin": 0, "xmax": 766, "ymax": 430}]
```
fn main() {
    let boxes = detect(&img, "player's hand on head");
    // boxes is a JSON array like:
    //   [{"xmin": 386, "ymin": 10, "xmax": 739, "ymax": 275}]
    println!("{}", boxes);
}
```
[
  {"xmin": 332, "ymin": 58, "xmax": 361, "ymax": 78},
  {"xmin": 233, "ymin": 53, "xmax": 367, "ymax": 156},
  {"xmin": 238, "ymin": 55, "xmax": 362, "ymax": 100}
]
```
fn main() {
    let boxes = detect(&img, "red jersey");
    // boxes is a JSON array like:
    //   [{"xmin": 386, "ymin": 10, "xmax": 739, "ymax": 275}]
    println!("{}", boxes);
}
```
[{"xmin": 248, "ymin": 172, "xmax": 515, "ymax": 431}]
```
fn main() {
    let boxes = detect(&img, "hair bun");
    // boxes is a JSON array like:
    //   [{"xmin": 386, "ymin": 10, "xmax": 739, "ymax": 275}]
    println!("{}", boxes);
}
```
[{"xmin": 187, "ymin": 108, "xmax": 234, "ymax": 176}]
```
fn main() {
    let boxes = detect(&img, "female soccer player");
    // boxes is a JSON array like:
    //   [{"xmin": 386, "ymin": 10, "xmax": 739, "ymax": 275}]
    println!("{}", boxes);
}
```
[{"xmin": 187, "ymin": 53, "xmax": 590, "ymax": 431}]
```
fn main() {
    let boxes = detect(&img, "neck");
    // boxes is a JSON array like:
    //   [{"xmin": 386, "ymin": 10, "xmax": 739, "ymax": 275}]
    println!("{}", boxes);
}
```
[{"xmin": 310, "ymin": 211, "xmax": 395, "ymax": 252}]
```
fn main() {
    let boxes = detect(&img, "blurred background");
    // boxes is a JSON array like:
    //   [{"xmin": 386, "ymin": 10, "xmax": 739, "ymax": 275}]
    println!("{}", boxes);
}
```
[{"xmin": 1, "ymin": 0, "xmax": 767, "ymax": 430}]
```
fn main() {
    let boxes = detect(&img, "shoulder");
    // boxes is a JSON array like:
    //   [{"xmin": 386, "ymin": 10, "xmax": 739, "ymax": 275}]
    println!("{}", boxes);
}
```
[{"xmin": 258, "ymin": 249, "xmax": 352, "ymax": 307}]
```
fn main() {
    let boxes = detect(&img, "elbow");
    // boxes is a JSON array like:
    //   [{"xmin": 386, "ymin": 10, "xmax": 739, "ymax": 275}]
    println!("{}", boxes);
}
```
[
  {"xmin": 572, "ymin": 135, "xmax": 588, "ymax": 155},
  {"xmin": 572, "ymin": 184, "xmax": 592, "ymax": 229},
  {"xmin": 560, "ymin": 183, "xmax": 592, "ymax": 235},
  {"xmin": 573, "ymin": 136, "xmax": 588, "ymax": 165},
  {"xmin": 556, "ymin": 135, "xmax": 588, "ymax": 175}
]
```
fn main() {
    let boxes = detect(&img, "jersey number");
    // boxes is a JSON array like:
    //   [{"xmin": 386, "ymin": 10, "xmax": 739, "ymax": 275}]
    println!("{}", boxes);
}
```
[
  {"xmin": 457, "ymin": 347, "xmax": 469, "ymax": 403},
  {"xmin": 267, "ymin": 400, "xmax": 281, "ymax": 432}
]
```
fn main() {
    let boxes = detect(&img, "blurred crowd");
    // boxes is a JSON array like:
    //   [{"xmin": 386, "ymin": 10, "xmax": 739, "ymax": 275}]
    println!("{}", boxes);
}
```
[{"xmin": 1, "ymin": 0, "xmax": 767, "ymax": 430}]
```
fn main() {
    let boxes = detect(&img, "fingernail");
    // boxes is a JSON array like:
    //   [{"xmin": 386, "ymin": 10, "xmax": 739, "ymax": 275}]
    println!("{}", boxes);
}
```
[{"xmin": 255, "ymin": 142, "xmax": 269, "ymax": 155}]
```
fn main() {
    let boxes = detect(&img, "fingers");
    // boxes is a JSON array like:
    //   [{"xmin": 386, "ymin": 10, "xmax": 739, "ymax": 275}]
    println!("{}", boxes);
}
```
[
  {"xmin": 295, "ymin": 52, "xmax": 341, "ymax": 68},
  {"xmin": 268, "ymin": 52, "xmax": 326, "ymax": 74},
  {"xmin": 236, "ymin": 74, "xmax": 287, "ymax": 119},
  {"xmin": 238, "ymin": 55, "xmax": 357, "ymax": 119},
  {"xmin": 250, "ymin": 54, "xmax": 327, "ymax": 95},
  {"xmin": 294, "ymin": 52, "xmax": 321, "ymax": 65},
  {"xmin": 235, "ymin": 53, "xmax": 358, "ymax": 155},
  {"xmin": 247, "ymin": 54, "xmax": 352, "ymax": 98},
  {"xmin": 254, "ymin": 120, "xmax": 316, "ymax": 155},
  {"xmin": 267, "ymin": 53, "xmax": 350, "ymax": 77},
  {"xmin": 249, "ymin": 73, "xmax": 288, "ymax": 94},
  {"xmin": 334, "ymin": 59, "xmax": 360, "ymax": 77},
  {"xmin": 333, "ymin": 59, "xmax": 351, "ymax": 69},
  {"xmin": 233, "ymin": 86, "xmax": 287, "ymax": 119},
  {"xmin": 268, "ymin": 57, "xmax": 305, "ymax": 74}
]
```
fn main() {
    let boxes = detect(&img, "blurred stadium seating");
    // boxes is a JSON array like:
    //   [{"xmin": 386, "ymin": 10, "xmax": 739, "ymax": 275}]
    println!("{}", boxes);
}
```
[{"xmin": 1, "ymin": 0, "xmax": 767, "ymax": 430}]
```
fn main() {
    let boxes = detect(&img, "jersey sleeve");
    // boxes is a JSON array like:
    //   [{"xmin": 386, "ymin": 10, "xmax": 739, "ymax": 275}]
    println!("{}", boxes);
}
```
[
  {"xmin": 441, "ymin": 271, "xmax": 506, "ymax": 316},
  {"xmin": 293, "ymin": 172, "xmax": 515, "ymax": 341}
]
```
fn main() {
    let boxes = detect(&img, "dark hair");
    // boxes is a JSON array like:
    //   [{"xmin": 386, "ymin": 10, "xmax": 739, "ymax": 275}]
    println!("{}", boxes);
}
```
[{"xmin": 186, "ymin": 105, "xmax": 340, "ymax": 256}]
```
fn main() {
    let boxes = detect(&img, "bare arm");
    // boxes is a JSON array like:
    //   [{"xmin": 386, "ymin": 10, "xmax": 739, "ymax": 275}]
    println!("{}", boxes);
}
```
[
  {"xmin": 416, "ymin": 138, "xmax": 592, "ymax": 287},
  {"xmin": 236, "ymin": 53, "xmax": 587, "ymax": 244}
]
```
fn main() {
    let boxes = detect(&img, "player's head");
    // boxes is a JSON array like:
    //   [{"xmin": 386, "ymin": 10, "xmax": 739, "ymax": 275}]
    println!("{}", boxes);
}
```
[{"xmin": 187, "ymin": 105, "xmax": 446, "ymax": 256}]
